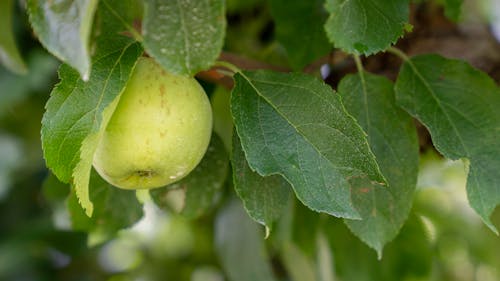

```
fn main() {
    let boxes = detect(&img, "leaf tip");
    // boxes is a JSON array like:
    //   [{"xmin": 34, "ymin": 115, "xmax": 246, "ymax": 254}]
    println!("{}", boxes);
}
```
[
  {"xmin": 367, "ymin": 240, "xmax": 385, "ymax": 260},
  {"xmin": 84, "ymin": 202, "xmax": 94, "ymax": 217},
  {"xmin": 481, "ymin": 216, "xmax": 499, "ymax": 236},
  {"xmin": 82, "ymin": 70, "xmax": 90, "ymax": 82},
  {"xmin": 264, "ymin": 226, "xmax": 270, "ymax": 239}
]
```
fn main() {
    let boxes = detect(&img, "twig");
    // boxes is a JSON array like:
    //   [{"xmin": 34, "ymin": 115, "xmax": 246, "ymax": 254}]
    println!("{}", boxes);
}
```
[{"xmin": 198, "ymin": 50, "xmax": 358, "ymax": 88}]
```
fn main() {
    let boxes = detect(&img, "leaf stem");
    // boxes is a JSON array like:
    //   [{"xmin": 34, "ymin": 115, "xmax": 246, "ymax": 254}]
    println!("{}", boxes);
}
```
[
  {"xmin": 214, "ymin": 60, "xmax": 241, "ymax": 75},
  {"xmin": 387, "ymin": 47, "xmax": 410, "ymax": 61},
  {"xmin": 353, "ymin": 55, "xmax": 364, "ymax": 73},
  {"xmin": 353, "ymin": 55, "xmax": 370, "ymax": 134},
  {"xmin": 353, "ymin": 55, "xmax": 367, "ymax": 93}
]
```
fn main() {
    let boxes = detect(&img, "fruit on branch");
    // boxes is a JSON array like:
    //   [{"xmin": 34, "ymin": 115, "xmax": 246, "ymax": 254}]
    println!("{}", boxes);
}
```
[{"xmin": 93, "ymin": 57, "xmax": 212, "ymax": 189}]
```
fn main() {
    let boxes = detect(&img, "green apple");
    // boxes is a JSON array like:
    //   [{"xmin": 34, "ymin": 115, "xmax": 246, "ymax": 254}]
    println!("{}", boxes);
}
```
[{"xmin": 93, "ymin": 57, "xmax": 212, "ymax": 190}]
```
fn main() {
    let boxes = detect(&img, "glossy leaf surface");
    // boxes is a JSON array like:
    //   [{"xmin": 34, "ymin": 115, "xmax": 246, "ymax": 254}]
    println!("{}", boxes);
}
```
[{"xmin": 28, "ymin": 0, "xmax": 98, "ymax": 79}]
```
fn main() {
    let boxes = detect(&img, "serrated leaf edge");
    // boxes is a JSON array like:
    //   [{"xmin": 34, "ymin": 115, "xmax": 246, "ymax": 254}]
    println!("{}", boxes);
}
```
[{"xmin": 323, "ymin": 0, "xmax": 410, "ymax": 56}]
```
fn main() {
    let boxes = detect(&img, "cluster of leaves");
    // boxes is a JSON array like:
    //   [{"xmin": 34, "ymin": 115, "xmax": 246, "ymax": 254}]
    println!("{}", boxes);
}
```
[{"xmin": 1, "ymin": 0, "xmax": 499, "ymax": 277}]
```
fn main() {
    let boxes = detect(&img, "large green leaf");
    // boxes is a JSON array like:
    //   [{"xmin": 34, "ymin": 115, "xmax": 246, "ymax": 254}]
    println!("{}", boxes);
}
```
[
  {"xmin": 67, "ymin": 169, "xmax": 143, "ymax": 244},
  {"xmin": 231, "ymin": 70, "xmax": 386, "ymax": 219},
  {"xmin": 143, "ymin": 0, "xmax": 226, "ymax": 76},
  {"xmin": 232, "ymin": 135, "xmax": 292, "ymax": 233},
  {"xmin": 0, "ymin": 0, "xmax": 27, "ymax": 74},
  {"xmin": 150, "ymin": 134, "xmax": 229, "ymax": 218},
  {"xmin": 395, "ymin": 54, "xmax": 500, "ymax": 232},
  {"xmin": 269, "ymin": 0, "xmax": 330, "ymax": 69},
  {"xmin": 338, "ymin": 72, "xmax": 419, "ymax": 256},
  {"xmin": 41, "ymin": 0, "xmax": 143, "ymax": 216},
  {"xmin": 27, "ymin": 0, "xmax": 98, "ymax": 80},
  {"xmin": 324, "ymin": 0, "xmax": 409, "ymax": 55},
  {"xmin": 215, "ymin": 199, "xmax": 277, "ymax": 281}
]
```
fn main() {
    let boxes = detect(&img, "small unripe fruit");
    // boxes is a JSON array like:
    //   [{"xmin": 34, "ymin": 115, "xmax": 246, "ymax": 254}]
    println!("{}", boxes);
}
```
[{"xmin": 93, "ymin": 57, "xmax": 212, "ymax": 189}]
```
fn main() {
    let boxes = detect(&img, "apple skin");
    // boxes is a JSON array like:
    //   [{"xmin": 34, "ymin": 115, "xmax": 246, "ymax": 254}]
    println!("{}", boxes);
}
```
[{"xmin": 93, "ymin": 57, "xmax": 212, "ymax": 190}]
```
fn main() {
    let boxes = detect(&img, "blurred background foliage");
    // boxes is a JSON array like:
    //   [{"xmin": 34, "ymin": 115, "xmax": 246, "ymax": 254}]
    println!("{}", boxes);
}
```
[{"xmin": 1, "ymin": 0, "xmax": 499, "ymax": 280}]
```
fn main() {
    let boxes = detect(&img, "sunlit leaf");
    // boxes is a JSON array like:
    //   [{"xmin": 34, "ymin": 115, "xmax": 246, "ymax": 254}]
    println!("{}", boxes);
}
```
[{"xmin": 28, "ymin": 0, "xmax": 98, "ymax": 79}]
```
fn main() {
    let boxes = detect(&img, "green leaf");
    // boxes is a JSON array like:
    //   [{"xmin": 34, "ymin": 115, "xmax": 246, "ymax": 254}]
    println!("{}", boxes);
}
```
[
  {"xmin": 232, "ymin": 135, "xmax": 292, "ymax": 233},
  {"xmin": 269, "ymin": 0, "xmax": 330, "ymax": 69},
  {"xmin": 143, "ymin": 0, "xmax": 226, "ymax": 76},
  {"xmin": 67, "ymin": 169, "xmax": 143, "ymax": 244},
  {"xmin": 215, "ymin": 199, "xmax": 278, "ymax": 281},
  {"xmin": 0, "ymin": 0, "xmax": 27, "ymax": 75},
  {"xmin": 231, "ymin": 70, "xmax": 386, "ymax": 219},
  {"xmin": 394, "ymin": 54, "xmax": 500, "ymax": 232},
  {"xmin": 27, "ymin": 0, "xmax": 98, "ymax": 80},
  {"xmin": 338, "ymin": 72, "xmax": 419, "ymax": 256},
  {"xmin": 324, "ymin": 0, "xmax": 409, "ymax": 55},
  {"xmin": 150, "ymin": 134, "xmax": 229, "ymax": 218},
  {"xmin": 41, "ymin": 0, "xmax": 144, "ymax": 216}
]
